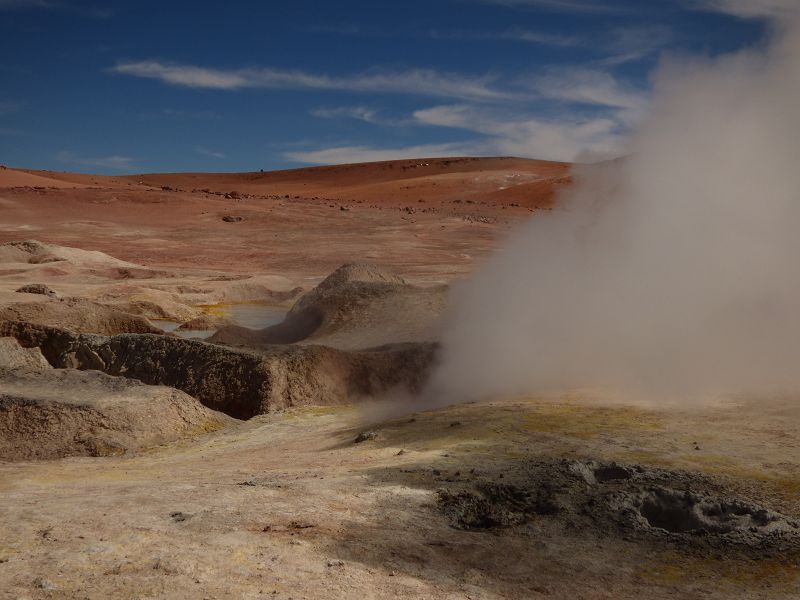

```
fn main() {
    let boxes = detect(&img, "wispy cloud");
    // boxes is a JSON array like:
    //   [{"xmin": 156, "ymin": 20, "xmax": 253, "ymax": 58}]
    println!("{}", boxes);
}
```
[
  {"xmin": 298, "ymin": 66, "xmax": 644, "ymax": 164},
  {"xmin": 195, "ymin": 147, "xmax": 225, "ymax": 159},
  {"xmin": 109, "ymin": 61, "xmax": 510, "ymax": 101},
  {"xmin": 284, "ymin": 142, "xmax": 476, "ymax": 165},
  {"xmin": 430, "ymin": 28, "xmax": 583, "ymax": 47},
  {"xmin": 56, "ymin": 151, "xmax": 136, "ymax": 171},
  {"xmin": 526, "ymin": 68, "xmax": 649, "ymax": 113},
  {"xmin": 412, "ymin": 104, "xmax": 627, "ymax": 162},
  {"xmin": 432, "ymin": 24, "xmax": 672, "ymax": 65},
  {"xmin": 597, "ymin": 25, "xmax": 674, "ymax": 66}
]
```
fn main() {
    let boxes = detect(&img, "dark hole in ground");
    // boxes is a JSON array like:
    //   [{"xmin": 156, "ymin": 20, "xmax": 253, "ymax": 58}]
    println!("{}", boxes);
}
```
[{"xmin": 639, "ymin": 490, "xmax": 707, "ymax": 533}]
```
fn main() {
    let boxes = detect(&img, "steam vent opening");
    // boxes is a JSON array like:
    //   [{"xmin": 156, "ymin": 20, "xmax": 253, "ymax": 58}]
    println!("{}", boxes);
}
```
[{"xmin": 639, "ymin": 490, "xmax": 708, "ymax": 533}]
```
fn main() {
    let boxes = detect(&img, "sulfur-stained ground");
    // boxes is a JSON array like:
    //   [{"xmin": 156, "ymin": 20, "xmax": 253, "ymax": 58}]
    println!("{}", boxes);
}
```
[{"xmin": 2, "ymin": 392, "xmax": 798, "ymax": 599}]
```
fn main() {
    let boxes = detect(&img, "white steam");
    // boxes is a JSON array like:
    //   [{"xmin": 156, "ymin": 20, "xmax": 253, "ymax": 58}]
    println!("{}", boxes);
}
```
[{"xmin": 426, "ymin": 15, "xmax": 800, "ymax": 403}]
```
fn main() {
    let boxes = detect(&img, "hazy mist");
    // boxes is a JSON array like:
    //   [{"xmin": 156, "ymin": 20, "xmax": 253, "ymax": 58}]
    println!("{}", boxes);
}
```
[{"xmin": 424, "ymin": 14, "xmax": 800, "ymax": 405}]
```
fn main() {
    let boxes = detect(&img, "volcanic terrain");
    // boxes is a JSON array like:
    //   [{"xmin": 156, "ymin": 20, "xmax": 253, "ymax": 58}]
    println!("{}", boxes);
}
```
[{"xmin": 0, "ymin": 157, "xmax": 798, "ymax": 599}]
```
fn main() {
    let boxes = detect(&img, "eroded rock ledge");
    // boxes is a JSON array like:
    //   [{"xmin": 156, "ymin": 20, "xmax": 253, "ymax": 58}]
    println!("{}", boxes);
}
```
[{"xmin": 0, "ymin": 320, "xmax": 435, "ymax": 419}]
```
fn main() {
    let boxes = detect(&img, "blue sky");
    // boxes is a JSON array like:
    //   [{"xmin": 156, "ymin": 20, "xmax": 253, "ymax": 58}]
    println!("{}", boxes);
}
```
[{"xmin": 0, "ymin": 0, "xmax": 778, "ymax": 173}]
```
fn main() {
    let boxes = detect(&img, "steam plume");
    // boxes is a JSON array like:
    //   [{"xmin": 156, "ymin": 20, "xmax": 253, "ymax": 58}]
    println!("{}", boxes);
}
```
[{"xmin": 425, "ymin": 11, "xmax": 800, "ymax": 404}]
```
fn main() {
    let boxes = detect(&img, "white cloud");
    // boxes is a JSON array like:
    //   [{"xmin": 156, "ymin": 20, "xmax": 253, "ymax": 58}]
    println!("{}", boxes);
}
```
[
  {"xmin": 111, "ymin": 62, "xmax": 249, "ymax": 90},
  {"xmin": 110, "ymin": 61, "xmax": 511, "ymax": 102},
  {"xmin": 284, "ymin": 142, "xmax": 478, "ymax": 165},
  {"xmin": 56, "ymin": 151, "xmax": 137, "ymax": 171}
]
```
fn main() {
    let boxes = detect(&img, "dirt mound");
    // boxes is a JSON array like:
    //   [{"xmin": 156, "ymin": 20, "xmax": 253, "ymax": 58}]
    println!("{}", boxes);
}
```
[
  {"xmin": 0, "ymin": 298, "xmax": 161, "ymax": 335},
  {"xmin": 0, "ymin": 168, "xmax": 93, "ymax": 189},
  {"xmin": 0, "ymin": 337, "xmax": 50, "ymax": 369},
  {"xmin": 0, "ymin": 240, "xmax": 136, "ymax": 268},
  {"xmin": 211, "ymin": 264, "xmax": 446, "ymax": 350},
  {"xmin": 177, "ymin": 314, "xmax": 230, "ymax": 330},
  {"xmin": 0, "ymin": 368, "xmax": 233, "ymax": 461},
  {"xmin": 437, "ymin": 460, "xmax": 800, "ymax": 556},
  {"xmin": 0, "ymin": 320, "xmax": 436, "ymax": 419}
]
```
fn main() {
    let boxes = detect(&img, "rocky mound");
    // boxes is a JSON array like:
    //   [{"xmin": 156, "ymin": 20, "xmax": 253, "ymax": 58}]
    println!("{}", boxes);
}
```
[
  {"xmin": 210, "ymin": 264, "xmax": 446, "ymax": 350},
  {"xmin": 0, "ymin": 240, "xmax": 136, "ymax": 268},
  {"xmin": 437, "ymin": 459, "xmax": 800, "ymax": 556},
  {"xmin": 15, "ymin": 283, "xmax": 57, "ymax": 297},
  {"xmin": 0, "ymin": 298, "xmax": 161, "ymax": 335},
  {"xmin": 0, "ymin": 320, "xmax": 436, "ymax": 419},
  {"xmin": 0, "ymin": 368, "xmax": 233, "ymax": 461}
]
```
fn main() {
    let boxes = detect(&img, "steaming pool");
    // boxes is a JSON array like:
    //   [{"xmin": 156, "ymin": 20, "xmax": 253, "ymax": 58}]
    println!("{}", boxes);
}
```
[{"xmin": 153, "ymin": 303, "xmax": 286, "ymax": 340}]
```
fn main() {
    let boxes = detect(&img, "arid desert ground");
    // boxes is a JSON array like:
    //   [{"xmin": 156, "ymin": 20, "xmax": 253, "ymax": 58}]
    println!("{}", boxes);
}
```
[{"xmin": 1, "ymin": 158, "xmax": 799, "ymax": 599}]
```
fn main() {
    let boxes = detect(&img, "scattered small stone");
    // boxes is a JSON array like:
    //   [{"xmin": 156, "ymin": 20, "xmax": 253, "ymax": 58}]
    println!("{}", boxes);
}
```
[
  {"xmin": 327, "ymin": 559, "xmax": 345, "ymax": 567},
  {"xmin": 289, "ymin": 521, "xmax": 315, "ymax": 529},
  {"xmin": 224, "ymin": 191, "xmax": 241, "ymax": 199},
  {"xmin": 449, "ymin": 421, "xmax": 462, "ymax": 427},
  {"xmin": 432, "ymin": 469, "xmax": 442, "ymax": 476},
  {"xmin": 237, "ymin": 480, "xmax": 257, "ymax": 486},
  {"xmin": 222, "ymin": 215, "xmax": 244, "ymax": 222},
  {"xmin": 169, "ymin": 511, "xmax": 190, "ymax": 522},
  {"xmin": 354, "ymin": 431, "xmax": 377, "ymax": 443}
]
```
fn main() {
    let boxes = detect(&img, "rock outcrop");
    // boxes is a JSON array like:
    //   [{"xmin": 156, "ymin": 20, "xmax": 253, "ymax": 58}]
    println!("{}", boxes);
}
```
[{"xmin": 0, "ymin": 320, "xmax": 435, "ymax": 419}]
